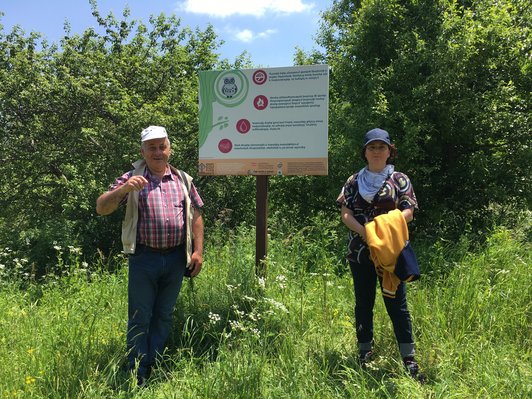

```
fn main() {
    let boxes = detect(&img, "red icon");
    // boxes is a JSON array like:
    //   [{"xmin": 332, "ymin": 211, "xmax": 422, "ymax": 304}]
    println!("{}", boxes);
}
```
[
  {"xmin": 254, "ymin": 95, "xmax": 268, "ymax": 110},
  {"xmin": 236, "ymin": 119, "xmax": 251, "ymax": 134},
  {"xmin": 218, "ymin": 139, "xmax": 233, "ymax": 153},
  {"xmin": 252, "ymin": 70, "xmax": 268, "ymax": 85}
]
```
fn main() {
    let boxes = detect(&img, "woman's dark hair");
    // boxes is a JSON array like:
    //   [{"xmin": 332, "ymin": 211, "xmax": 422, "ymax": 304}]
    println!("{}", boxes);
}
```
[{"xmin": 360, "ymin": 143, "xmax": 397, "ymax": 164}]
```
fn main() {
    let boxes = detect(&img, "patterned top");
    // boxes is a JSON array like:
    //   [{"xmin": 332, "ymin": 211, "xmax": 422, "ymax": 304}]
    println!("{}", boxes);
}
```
[
  {"xmin": 337, "ymin": 171, "xmax": 418, "ymax": 261},
  {"xmin": 110, "ymin": 166, "xmax": 203, "ymax": 249},
  {"xmin": 338, "ymin": 171, "xmax": 418, "ymax": 222}
]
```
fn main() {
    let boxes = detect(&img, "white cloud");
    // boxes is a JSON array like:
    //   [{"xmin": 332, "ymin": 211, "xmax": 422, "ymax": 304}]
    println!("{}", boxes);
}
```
[
  {"xmin": 235, "ymin": 29, "xmax": 254, "ymax": 43},
  {"xmin": 178, "ymin": 0, "xmax": 314, "ymax": 18},
  {"xmin": 257, "ymin": 29, "xmax": 277, "ymax": 39},
  {"xmin": 232, "ymin": 28, "xmax": 277, "ymax": 43}
]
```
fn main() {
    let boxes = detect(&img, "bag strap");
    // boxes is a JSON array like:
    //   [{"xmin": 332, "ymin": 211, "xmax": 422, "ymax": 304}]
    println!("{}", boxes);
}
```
[{"xmin": 178, "ymin": 169, "xmax": 191, "ymax": 194}]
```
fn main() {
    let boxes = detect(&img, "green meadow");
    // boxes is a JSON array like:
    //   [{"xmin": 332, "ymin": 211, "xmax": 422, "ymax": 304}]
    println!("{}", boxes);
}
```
[{"xmin": 0, "ymin": 215, "xmax": 530, "ymax": 398}]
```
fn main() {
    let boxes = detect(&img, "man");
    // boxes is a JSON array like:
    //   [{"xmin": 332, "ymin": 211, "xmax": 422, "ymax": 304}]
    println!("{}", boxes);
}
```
[{"xmin": 96, "ymin": 125, "xmax": 204, "ymax": 386}]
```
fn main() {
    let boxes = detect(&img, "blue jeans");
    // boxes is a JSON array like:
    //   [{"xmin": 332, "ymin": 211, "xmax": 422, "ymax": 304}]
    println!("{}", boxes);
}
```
[
  {"xmin": 348, "ymin": 238, "xmax": 415, "ymax": 358},
  {"xmin": 127, "ymin": 245, "xmax": 187, "ymax": 377}
]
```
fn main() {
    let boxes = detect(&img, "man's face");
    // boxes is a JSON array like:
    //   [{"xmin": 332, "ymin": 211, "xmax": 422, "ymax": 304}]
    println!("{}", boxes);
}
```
[{"xmin": 141, "ymin": 137, "xmax": 171, "ymax": 173}]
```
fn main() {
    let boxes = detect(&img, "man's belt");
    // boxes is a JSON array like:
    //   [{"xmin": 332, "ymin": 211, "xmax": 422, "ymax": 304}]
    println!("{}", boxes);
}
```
[{"xmin": 137, "ymin": 244, "xmax": 182, "ymax": 254}]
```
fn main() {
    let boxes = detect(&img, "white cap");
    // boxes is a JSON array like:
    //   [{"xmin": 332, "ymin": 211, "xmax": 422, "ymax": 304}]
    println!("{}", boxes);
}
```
[{"xmin": 141, "ymin": 126, "xmax": 168, "ymax": 142}]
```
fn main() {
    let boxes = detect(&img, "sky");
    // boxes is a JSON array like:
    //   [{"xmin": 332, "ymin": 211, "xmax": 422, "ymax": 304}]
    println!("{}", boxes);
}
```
[{"xmin": 0, "ymin": 0, "xmax": 332, "ymax": 68}]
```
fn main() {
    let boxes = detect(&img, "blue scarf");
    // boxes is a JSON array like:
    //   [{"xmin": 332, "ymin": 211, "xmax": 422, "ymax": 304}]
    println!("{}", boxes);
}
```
[{"xmin": 358, "ymin": 164, "xmax": 394, "ymax": 203}]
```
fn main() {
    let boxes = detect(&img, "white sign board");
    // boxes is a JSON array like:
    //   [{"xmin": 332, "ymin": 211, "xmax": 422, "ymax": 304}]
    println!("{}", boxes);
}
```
[{"xmin": 198, "ymin": 65, "xmax": 329, "ymax": 175}]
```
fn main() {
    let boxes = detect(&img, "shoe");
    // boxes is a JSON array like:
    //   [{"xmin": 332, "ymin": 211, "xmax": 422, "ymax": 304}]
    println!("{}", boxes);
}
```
[
  {"xmin": 137, "ymin": 375, "xmax": 147, "ymax": 387},
  {"xmin": 403, "ymin": 356, "xmax": 426, "ymax": 383},
  {"xmin": 359, "ymin": 350, "xmax": 374, "ymax": 366},
  {"xmin": 135, "ymin": 365, "xmax": 152, "ymax": 388}
]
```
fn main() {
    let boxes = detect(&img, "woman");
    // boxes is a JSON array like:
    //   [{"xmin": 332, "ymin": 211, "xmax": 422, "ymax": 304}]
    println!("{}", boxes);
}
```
[{"xmin": 337, "ymin": 128, "xmax": 422, "ymax": 379}]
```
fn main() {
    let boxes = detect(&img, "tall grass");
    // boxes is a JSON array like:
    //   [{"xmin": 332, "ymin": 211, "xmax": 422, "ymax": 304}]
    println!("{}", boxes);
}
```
[{"xmin": 0, "ymin": 217, "xmax": 530, "ymax": 398}]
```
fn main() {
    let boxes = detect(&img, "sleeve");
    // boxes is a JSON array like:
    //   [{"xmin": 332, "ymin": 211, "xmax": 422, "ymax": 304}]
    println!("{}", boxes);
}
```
[
  {"xmin": 189, "ymin": 183, "xmax": 204, "ymax": 209},
  {"xmin": 336, "ymin": 187, "xmax": 345, "ymax": 208},
  {"xmin": 109, "ymin": 170, "xmax": 133, "ymax": 191},
  {"xmin": 337, "ymin": 174, "xmax": 358, "ymax": 209},
  {"xmin": 108, "ymin": 170, "xmax": 133, "ymax": 205},
  {"xmin": 393, "ymin": 172, "xmax": 418, "ymax": 211}
]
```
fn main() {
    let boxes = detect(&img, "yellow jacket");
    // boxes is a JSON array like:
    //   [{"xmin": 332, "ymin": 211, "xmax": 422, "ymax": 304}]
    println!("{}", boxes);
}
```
[{"xmin": 365, "ymin": 209, "xmax": 408, "ymax": 298}]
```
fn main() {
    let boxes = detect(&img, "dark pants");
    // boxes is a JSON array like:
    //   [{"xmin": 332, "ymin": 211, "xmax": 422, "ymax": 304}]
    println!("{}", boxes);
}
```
[
  {"xmin": 349, "ymin": 239, "xmax": 415, "ymax": 358},
  {"xmin": 127, "ymin": 245, "xmax": 187, "ymax": 377}
]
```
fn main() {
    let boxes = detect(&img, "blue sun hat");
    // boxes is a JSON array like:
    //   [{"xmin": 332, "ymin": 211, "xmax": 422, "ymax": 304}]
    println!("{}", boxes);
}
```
[{"xmin": 364, "ymin": 128, "xmax": 391, "ymax": 146}]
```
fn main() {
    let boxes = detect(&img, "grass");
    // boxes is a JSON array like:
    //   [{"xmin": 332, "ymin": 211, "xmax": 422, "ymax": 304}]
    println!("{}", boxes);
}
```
[{"xmin": 0, "ymin": 219, "xmax": 530, "ymax": 398}]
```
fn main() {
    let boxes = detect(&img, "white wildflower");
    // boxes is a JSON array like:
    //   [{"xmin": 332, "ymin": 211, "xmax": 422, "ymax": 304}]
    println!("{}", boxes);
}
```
[
  {"xmin": 229, "ymin": 320, "xmax": 245, "ymax": 332},
  {"xmin": 247, "ymin": 312, "xmax": 260, "ymax": 322},
  {"xmin": 226, "ymin": 283, "xmax": 241, "ymax": 292},
  {"xmin": 250, "ymin": 328, "xmax": 261, "ymax": 338},
  {"xmin": 208, "ymin": 312, "xmax": 221, "ymax": 324},
  {"xmin": 264, "ymin": 297, "xmax": 289, "ymax": 313},
  {"xmin": 275, "ymin": 274, "xmax": 287, "ymax": 289},
  {"xmin": 68, "ymin": 246, "xmax": 82, "ymax": 254},
  {"xmin": 257, "ymin": 277, "xmax": 266, "ymax": 288}
]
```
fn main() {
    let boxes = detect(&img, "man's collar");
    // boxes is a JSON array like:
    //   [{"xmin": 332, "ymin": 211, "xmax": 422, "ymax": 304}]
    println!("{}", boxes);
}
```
[
  {"xmin": 132, "ymin": 160, "xmax": 176, "ymax": 180},
  {"xmin": 132, "ymin": 159, "xmax": 146, "ymax": 169},
  {"xmin": 148, "ymin": 165, "xmax": 175, "ymax": 181}
]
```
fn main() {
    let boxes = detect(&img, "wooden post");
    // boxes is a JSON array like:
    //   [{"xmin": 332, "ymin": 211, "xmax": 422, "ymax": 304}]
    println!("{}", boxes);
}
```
[{"xmin": 255, "ymin": 175, "xmax": 269, "ymax": 276}]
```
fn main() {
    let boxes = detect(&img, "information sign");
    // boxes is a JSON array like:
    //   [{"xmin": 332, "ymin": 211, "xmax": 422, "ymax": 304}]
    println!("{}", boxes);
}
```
[{"xmin": 198, "ymin": 65, "xmax": 329, "ymax": 176}]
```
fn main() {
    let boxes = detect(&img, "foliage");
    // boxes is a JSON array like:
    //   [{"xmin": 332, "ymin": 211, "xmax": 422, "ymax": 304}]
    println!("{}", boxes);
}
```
[
  {"xmin": 0, "ymin": 1, "xmax": 243, "ymax": 271},
  {"xmin": 319, "ymin": 0, "xmax": 531, "ymax": 237},
  {"xmin": 0, "ymin": 0, "xmax": 531, "ymax": 272},
  {"xmin": 0, "ymin": 218, "xmax": 530, "ymax": 398}
]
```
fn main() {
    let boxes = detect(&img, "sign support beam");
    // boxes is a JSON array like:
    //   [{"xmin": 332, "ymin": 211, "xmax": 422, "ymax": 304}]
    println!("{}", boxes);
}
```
[{"xmin": 255, "ymin": 175, "xmax": 268, "ymax": 276}]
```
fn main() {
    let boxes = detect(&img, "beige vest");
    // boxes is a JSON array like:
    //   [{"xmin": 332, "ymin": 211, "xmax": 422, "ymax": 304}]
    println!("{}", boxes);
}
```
[{"xmin": 121, "ymin": 160, "xmax": 194, "ymax": 266}]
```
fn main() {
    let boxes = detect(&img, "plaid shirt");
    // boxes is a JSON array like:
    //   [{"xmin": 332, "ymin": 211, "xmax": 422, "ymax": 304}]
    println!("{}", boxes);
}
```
[{"xmin": 110, "ymin": 166, "xmax": 203, "ymax": 249}]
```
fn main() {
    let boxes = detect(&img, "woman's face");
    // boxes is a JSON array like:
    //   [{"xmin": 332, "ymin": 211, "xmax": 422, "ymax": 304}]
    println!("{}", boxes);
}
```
[{"xmin": 364, "ymin": 140, "xmax": 390, "ymax": 171}]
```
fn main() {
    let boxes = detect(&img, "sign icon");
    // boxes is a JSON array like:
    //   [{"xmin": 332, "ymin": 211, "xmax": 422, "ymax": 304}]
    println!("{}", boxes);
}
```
[
  {"xmin": 252, "ymin": 70, "xmax": 268, "ymax": 85},
  {"xmin": 218, "ymin": 139, "xmax": 233, "ymax": 153},
  {"xmin": 221, "ymin": 77, "xmax": 238, "ymax": 98},
  {"xmin": 214, "ymin": 71, "xmax": 249, "ymax": 106},
  {"xmin": 254, "ymin": 95, "xmax": 268, "ymax": 110},
  {"xmin": 236, "ymin": 119, "xmax": 251, "ymax": 134}
]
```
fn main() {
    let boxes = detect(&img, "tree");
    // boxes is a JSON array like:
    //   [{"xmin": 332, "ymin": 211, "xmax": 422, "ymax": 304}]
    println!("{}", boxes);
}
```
[
  {"xmin": 319, "ymin": 0, "xmax": 531, "ymax": 238},
  {"xmin": 0, "ymin": 2, "xmax": 229, "ymax": 272}
]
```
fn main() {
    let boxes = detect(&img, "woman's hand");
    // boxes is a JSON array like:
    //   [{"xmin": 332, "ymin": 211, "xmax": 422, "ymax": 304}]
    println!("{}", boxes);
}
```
[
  {"xmin": 341, "ymin": 205, "xmax": 366, "ymax": 240},
  {"xmin": 402, "ymin": 208, "xmax": 414, "ymax": 223}
]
